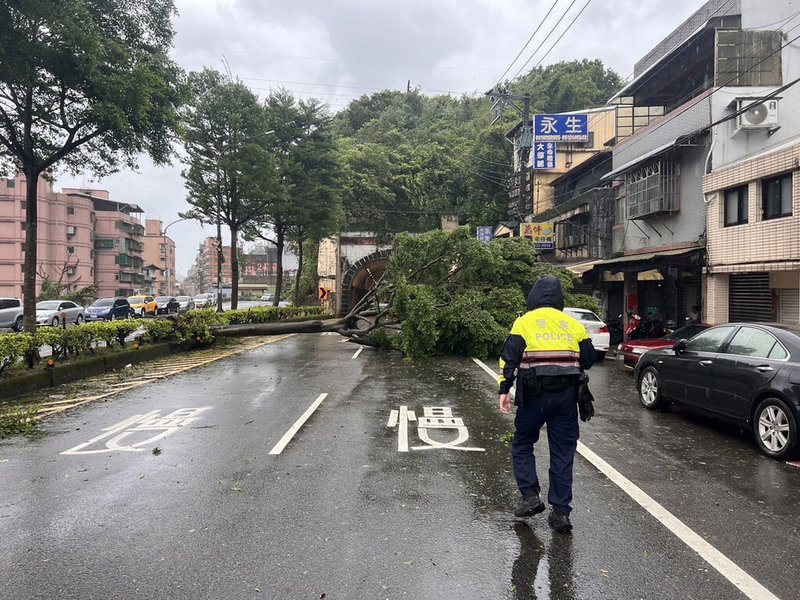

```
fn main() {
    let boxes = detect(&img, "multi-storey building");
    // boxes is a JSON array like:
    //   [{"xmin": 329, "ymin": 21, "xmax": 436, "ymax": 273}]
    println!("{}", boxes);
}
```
[
  {"xmin": 63, "ymin": 188, "xmax": 146, "ymax": 298},
  {"xmin": 0, "ymin": 177, "xmax": 95, "ymax": 298},
  {"xmin": 701, "ymin": 1, "xmax": 800, "ymax": 325},
  {"xmin": 0, "ymin": 175, "xmax": 156, "ymax": 300},
  {"xmin": 142, "ymin": 219, "xmax": 176, "ymax": 296},
  {"xmin": 192, "ymin": 237, "xmax": 233, "ymax": 298}
]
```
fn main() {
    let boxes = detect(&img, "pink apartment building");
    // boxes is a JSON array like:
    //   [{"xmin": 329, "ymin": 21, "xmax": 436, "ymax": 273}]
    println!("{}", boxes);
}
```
[
  {"xmin": 0, "ymin": 177, "xmax": 94, "ymax": 298},
  {"xmin": 0, "ymin": 175, "xmax": 168, "ymax": 301}
]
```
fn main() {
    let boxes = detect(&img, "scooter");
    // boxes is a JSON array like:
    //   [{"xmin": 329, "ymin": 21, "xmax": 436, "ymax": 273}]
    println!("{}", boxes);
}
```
[{"xmin": 626, "ymin": 310, "xmax": 670, "ymax": 340}]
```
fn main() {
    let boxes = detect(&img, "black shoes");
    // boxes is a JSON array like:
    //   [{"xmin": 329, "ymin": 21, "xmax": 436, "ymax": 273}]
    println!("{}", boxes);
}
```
[
  {"xmin": 514, "ymin": 493, "xmax": 545, "ymax": 517},
  {"xmin": 548, "ymin": 507, "xmax": 572, "ymax": 533}
]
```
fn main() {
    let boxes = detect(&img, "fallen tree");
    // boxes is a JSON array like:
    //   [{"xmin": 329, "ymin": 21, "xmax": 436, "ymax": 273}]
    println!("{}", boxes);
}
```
[{"xmin": 206, "ymin": 228, "xmax": 599, "ymax": 359}]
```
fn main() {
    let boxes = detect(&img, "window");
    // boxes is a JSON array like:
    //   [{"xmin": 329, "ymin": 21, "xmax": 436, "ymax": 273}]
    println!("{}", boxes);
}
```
[
  {"xmin": 67, "ymin": 207, "xmax": 75, "ymax": 215},
  {"xmin": 724, "ymin": 185, "xmax": 748, "ymax": 226},
  {"xmin": 7, "ymin": 178, "xmax": 15, "ymax": 187},
  {"xmin": 67, "ymin": 246, "xmax": 74, "ymax": 254},
  {"xmin": 20, "ymin": 242, "xmax": 26, "ymax": 252},
  {"xmin": 20, "ymin": 201, "xmax": 26, "ymax": 210},
  {"xmin": 725, "ymin": 327, "xmax": 787, "ymax": 359},
  {"xmin": 20, "ymin": 221, "xmax": 26, "ymax": 230},
  {"xmin": 762, "ymin": 174, "xmax": 792, "ymax": 220},
  {"xmin": 686, "ymin": 326, "xmax": 735, "ymax": 353}
]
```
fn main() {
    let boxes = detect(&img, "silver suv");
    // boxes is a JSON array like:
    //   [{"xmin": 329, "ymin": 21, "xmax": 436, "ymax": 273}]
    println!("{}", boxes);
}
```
[{"xmin": 0, "ymin": 297, "xmax": 24, "ymax": 332}]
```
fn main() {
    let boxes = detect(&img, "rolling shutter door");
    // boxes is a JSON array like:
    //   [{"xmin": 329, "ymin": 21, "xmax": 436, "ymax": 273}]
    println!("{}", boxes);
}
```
[
  {"xmin": 729, "ymin": 273, "xmax": 773, "ymax": 322},
  {"xmin": 779, "ymin": 288, "xmax": 800, "ymax": 324}
]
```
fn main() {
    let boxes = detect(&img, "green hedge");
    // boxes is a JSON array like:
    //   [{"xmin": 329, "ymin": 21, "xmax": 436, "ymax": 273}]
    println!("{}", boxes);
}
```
[{"xmin": 0, "ymin": 306, "xmax": 326, "ymax": 379}]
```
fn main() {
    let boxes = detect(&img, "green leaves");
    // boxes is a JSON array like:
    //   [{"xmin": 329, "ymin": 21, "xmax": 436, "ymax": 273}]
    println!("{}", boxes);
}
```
[{"xmin": 380, "ymin": 228, "xmax": 597, "ymax": 359}]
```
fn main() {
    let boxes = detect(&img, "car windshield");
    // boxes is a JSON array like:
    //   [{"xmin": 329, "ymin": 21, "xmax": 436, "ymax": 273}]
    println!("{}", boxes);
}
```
[
  {"xmin": 128, "ymin": 296, "xmax": 144, "ymax": 303},
  {"xmin": 155, "ymin": 297, "xmax": 170, "ymax": 302},
  {"xmin": 665, "ymin": 323, "xmax": 708, "ymax": 341},
  {"xmin": 177, "ymin": 296, "xmax": 189, "ymax": 301},
  {"xmin": 92, "ymin": 298, "xmax": 113, "ymax": 307},
  {"xmin": 36, "ymin": 301, "xmax": 61, "ymax": 310},
  {"xmin": 564, "ymin": 309, "xmax": 602, "ymax": 323}
]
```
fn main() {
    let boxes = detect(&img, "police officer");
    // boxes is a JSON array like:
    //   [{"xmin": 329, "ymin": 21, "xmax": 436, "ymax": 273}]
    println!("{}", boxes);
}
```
[{"xmin": 498, "ymin": 275, "xmax": 596, "ymax": 533}]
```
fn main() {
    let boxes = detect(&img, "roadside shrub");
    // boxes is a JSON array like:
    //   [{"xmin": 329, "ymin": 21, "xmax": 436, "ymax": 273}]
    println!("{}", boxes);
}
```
[
  {"xmin": 139, "ymin": 319, "xmax": 178, "ymax": 344},
  {"xmin": 0, "ymin": 334, "xmax": 23, "ymax": 377}
]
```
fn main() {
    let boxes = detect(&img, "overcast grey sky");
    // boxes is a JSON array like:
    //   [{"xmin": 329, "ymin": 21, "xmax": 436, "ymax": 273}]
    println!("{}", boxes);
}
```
[{"xmin": 56, "ymin": 0, "xmax": 705, "ymax": 275}]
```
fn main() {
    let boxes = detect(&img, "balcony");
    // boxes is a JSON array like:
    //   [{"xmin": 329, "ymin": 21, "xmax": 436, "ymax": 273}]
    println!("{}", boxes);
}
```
[{"xmin": 624, "ymin": 160, "xmax": 679, "ymax": 220}]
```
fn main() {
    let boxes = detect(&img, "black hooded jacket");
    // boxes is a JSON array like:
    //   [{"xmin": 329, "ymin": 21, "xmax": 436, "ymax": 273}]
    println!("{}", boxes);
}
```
[{"xmin": 499, "ymin": 275, "xmax": 596, "ymax": 399}]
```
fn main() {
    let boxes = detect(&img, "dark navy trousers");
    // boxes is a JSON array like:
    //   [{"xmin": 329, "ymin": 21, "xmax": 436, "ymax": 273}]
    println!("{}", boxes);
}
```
[{"xmin": 511, "ymin": 388, "xmax": 579, "ymax": 514}]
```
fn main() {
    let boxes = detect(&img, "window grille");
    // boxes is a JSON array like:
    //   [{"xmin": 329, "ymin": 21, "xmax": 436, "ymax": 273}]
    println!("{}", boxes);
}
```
[{"xmin": 624, "ymin": 160, "xmax": 679, "ymax": 219}]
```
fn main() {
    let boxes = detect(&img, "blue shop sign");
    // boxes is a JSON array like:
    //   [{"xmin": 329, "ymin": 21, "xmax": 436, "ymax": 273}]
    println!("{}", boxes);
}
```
[
  {"xmin": 533, "ymin": 142, "xmax": 556, "ymax": 170},
  {"xmin": 533, "ymin": 114, "xmax": 588, "ymax": 142}
]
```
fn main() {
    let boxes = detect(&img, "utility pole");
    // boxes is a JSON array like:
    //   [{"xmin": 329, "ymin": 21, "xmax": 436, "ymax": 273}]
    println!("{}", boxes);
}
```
[{"xmin": 486, "ymin": 89, "xmax": 532, "ymax": 218}]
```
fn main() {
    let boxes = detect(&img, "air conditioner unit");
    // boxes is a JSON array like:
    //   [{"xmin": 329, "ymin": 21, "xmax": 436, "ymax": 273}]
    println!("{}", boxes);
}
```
[
  {"xmin": 66, "ymin": 226, "xmax": 76, "ymax": 236},
  {"xmin": 737, "ymin": 99, "xmax": 779, "ymax": 129}
]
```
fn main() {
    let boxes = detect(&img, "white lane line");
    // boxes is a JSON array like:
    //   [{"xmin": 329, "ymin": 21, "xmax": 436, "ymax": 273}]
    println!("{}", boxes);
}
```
[
  {"xmin": 268, "ymin": 393, "xmax": 328, "ymax": 455},
  {"xmin": 352, "ymin": 347, "xmax": 363, "ymax": 359},
  {"xmin": 472, "ymin": 357, "xmax": 780, "ymax": 600}
]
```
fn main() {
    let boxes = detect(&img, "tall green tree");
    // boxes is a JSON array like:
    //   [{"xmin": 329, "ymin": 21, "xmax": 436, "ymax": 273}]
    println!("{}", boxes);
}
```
[
  {"xmin": 509, "ymin": 59, "xmax": 624, "ymax": 112},
  {"xmin": 245, "ymin": 90, "xmax": 341, "ymax": 306},
  {"xmin": 0, "ymin": 0, "xmax": 185, "ymax": 331},
  {"xmin": 179, "ymin": 68, "xmax": 276, "ymax": 310}
]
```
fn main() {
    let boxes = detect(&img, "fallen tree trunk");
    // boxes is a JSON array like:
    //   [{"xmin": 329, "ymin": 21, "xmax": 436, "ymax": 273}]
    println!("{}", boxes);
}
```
[{"xmin": 209, "ymin": 318, "xmax": 350, "ymax": 338}]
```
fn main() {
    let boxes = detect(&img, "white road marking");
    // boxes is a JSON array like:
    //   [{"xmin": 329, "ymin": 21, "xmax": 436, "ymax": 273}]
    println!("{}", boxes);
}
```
[
  {"xmin": 269, "ymin": 393, "xmax": 328, "ymax": 455},
  {"xmin": 61, "ymin": 408, "xmax": 212, "ymax": 455},
  {"xmin": 352, "ymin": 347, "xmax": 363, "ymax": 359},
  {"xmin": 472, "ymin": 357, "xmax": 780, "ymax": 600}
]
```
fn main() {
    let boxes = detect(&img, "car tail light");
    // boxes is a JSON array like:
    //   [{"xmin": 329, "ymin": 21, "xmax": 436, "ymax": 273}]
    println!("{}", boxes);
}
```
[{"xmin": 599, "ymin": 325, "xmax": 609, "ymax": 333}]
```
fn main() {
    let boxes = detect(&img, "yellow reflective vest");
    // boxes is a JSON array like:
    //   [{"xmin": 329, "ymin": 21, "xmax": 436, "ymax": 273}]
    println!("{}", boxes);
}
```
[{"xmin": 499, "ymin": 307, "xmax": 590, "ymax": 389}]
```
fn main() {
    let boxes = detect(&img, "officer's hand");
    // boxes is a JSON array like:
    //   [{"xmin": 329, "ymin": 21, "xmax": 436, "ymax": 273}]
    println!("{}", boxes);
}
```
[{"xmin": 499, "ymin": 393, "xmax": 512, "ymax": 415}]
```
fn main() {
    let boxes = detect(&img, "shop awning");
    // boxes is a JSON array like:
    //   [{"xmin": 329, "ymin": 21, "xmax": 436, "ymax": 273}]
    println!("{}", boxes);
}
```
[
  {"xmin": 566, "ymin": 260, "xmax": 604, "ymax": 275},
  {"xmin": 586, "ymin": 247, "xmax": 704, "ymax": 274}
]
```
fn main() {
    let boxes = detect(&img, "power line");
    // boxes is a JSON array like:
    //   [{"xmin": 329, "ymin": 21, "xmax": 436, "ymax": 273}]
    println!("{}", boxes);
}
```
[
  {"xmin": 493, "ymin": 0, "xmax": 561, "ymax": 88},
  {"xmin": 510, "ymin": 0, "xmax": 578, "ymax": 82},
  {"xmin": 526, "ymin": 0, "xmax": 594, "ymax": 74}
]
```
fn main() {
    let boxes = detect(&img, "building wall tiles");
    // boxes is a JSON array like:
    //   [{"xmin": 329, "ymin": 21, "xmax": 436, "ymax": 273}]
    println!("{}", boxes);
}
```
[{"xmin": 704, "ymin": 143, "xmax": 800, "ymax": 268}]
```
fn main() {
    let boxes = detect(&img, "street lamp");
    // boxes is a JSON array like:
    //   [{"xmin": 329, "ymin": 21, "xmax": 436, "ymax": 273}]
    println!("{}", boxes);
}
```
[{"xmin": 162, "ymin": 217, "xmax": 185, "ymax": 296}]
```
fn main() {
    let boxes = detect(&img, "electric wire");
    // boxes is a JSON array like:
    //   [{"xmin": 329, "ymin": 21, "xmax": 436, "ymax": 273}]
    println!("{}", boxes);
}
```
[
  {"xmin": 510, "ymin": 0, "xmax": 579, "ymax": 82},
  {"xmin": 493, "ymin": 0, "xmax": 561, "ymax": 88}
]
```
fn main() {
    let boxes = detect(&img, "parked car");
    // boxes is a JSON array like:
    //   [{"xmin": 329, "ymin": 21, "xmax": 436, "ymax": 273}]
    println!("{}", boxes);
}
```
[
  {"xmin": 128, "ymin": 295, "xmax": 157, "ymax": 317},
  {"xmin": 617, "ymin": 323, "xmax": 710, "ymax": 369},
  {"xmin": 35, "ymin": 300, "xmax": 84, "ymax": 327},
  {"xmin": 193, "ymin": 293, "xmax": 215, "ymax": 309},
  {"xmin": 155, "ymin": 296, "xmax": 180, "ymax": 315},
  {"xmin": 176, "ymin": 295, "xmax": 195, "ymax": 313},
  {"xmin": 260, "ymin": 293, "xmax": 274, "ymax": 302},
  {"xmin": 563, "ymin": 307, "xmax": 610, "ymax": 360},
  {"xmin": 85, "ymin": 297, "xmax": 133, "ymax": 322},
  {"xmin": 0, "ymin": 297, "xmax": 24, "ymax": 332},
  {"xmin": 634, "ymin": 323, "xmax": 800, "ymax": 460}
]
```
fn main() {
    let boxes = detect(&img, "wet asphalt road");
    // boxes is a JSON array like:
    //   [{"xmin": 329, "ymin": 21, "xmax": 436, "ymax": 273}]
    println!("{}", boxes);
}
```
[{"xmin": 1, "ymin": 334, "xmax": 799, "ymax": 599}]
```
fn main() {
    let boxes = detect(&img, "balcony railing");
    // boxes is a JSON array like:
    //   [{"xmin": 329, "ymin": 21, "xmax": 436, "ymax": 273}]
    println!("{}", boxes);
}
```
[{"xmin": 624, "ymin": 160, "xmax": 679, "ymax": 219}]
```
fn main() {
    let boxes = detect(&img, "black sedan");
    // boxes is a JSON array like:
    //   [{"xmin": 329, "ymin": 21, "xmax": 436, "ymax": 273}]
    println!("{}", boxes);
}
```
[
  {"xmin": 634, "ymin": 323, "xmax": 800, "ymax": 460},
  {"xmin": 154, "ymin": 296, "xmax": 180, "ymax": 315}
]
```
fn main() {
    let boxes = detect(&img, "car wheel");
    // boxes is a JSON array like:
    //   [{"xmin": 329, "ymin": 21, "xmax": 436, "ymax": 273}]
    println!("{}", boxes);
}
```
[
  {"xmin": 76, "ymin": 314, "xmax": 83, "ymax": 325},
  {"xmin": 638, "ymin": 366, "xmax": 664, "ymax": 409},
  {"xmin": 754, "ymin": 397, "xmax": 798, "ymax": 460},
  {"xmin": 13, "ymin": 315, "xmax": 23, "ymax": 332},
  {"xmin": 110, "ymin": 313, "xmax": 117, "ymax": 321},
  {"xmin": 51, "ymin": 316, "xmax": 60, "ymax": 327}
]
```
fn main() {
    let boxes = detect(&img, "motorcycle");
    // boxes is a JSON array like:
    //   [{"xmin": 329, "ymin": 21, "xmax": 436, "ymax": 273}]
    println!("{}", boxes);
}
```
[{"xmin": 625, "ymin": 309, "xmax": 673, "ymax": 341}]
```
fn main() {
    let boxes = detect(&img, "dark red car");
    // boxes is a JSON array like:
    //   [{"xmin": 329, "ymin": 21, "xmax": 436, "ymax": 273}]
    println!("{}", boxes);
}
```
[{"xmin": 616, "ymin": 323, "xmax": 710, "ymax": 369}]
